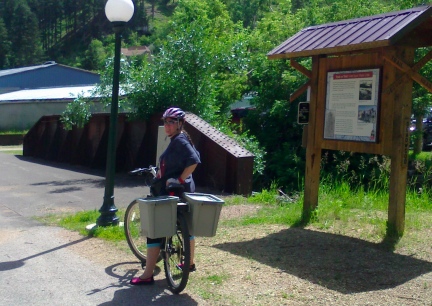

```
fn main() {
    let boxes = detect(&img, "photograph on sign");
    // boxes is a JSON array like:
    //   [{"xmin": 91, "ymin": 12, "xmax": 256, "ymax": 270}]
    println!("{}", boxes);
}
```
[{"xmin": 323, "ymin": 68, "xmax": 380, "ymax": 142}]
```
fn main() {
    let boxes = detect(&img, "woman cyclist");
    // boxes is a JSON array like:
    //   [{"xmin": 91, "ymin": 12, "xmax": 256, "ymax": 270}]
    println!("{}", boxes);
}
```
[{"xmin": 130, "ymin": 107, "xmax": 201, "ymax": 285}]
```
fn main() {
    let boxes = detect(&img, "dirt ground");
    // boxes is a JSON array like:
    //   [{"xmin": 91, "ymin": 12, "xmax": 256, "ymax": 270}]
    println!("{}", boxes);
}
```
[{"xmin": 59, "ymin": 205, "xmax": 432, "ymax": 305}]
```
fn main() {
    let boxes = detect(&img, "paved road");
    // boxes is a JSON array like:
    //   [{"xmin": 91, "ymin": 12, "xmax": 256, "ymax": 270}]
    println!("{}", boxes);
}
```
[{"xmin": 0, "ymin": 153, "xmax": 203, "ymax": 305}]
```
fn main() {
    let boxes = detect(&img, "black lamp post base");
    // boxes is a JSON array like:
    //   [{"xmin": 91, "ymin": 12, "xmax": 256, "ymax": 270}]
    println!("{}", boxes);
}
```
[
  {"xmin": 96, "ymin": 214, "xmax": 120, "ymax": 226},
  {"xmin": 96, "ymin": 212, "xmax": 120, "ymax": 227}
]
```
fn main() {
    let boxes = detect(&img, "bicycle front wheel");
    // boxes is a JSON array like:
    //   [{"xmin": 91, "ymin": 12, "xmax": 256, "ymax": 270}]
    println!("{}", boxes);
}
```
[
  {"xmin": 124, "ymin": 199, "xmax": 148, "ymax": 263},
  {"xmin": 163, "ymin": 212, "xmax": 191, "ymax": 294}
]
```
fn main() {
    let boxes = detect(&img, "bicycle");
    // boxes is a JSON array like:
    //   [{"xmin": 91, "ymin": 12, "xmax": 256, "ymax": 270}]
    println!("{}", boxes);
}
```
[{"xmin": 124, "ymin": 166, "xmax": 191, "ymax": 294}]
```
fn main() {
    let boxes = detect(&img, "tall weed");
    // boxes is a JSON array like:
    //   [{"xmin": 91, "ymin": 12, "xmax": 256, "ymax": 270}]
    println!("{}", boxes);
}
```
[{"xmin": 320, "ymin": 151, "xmax": 391, "ymax": 191}]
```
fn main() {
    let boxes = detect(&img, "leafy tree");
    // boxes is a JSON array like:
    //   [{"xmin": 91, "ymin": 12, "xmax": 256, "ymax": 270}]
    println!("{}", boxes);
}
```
[
  {"xmin": 394, "ymin": 0, "xmax": 429, "ymax": 9},
  {"xmin": 65, "ymin": 0, "xmax": 265, "ymax": 176},
  {"xmin": 291, "ymin": 0, "xmax": 305, "ymax": 12},
  {"xmin": 223, "ymin": 0, "xmax": 270, "ymax": 29},
  {"xmin": 240, "ymin": 1, "xmax": 309, "ymax": 190},
  {"xmin": 239, "ymin": 0, "xmax": 406, "ymax": 191},
  {"xmin": 411, "ymin": 89, "xmax": 432, "ymax": 154},
  {"xmin": 107, "ymin": 0, "xmax": 251, "ymax": 121},
  {"xmin": 51, "ymin": 0, "xmax": 432, "ymax": 190},
  {"xmin": 82, "ymin": 39, "xmax": 106, "ymax": 71},
  {"xmin": 293, "ymin": 0, "xmax": 397, "ymax": 26},
  {"xmin": 61, "ymin": 94, "xmax": 93, "ymax": 130},
  {"xmin": 411, "ymin": 47, "xmax": 432, "ymax": 154}
]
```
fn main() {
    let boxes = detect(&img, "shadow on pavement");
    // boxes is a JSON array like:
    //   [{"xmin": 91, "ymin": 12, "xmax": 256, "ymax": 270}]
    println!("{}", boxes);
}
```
[
  {"xmin": 97, "ymin": 286, "xmax": 199, "ymax": 306},
  {"xmin": 14, "ymin": 154, "xmax": 225, "ymax": 193},
  {"xmin": 92, "ymin": 262, "xmax": 199, "ymax": 306},
  {"xmin": 31, "ymin": 178, "xmax": 105, "ymax": 189},
  {"xmin": 213, "ymin": 227, "xmax": 432, "ymax": 294},
  {"xmin": 15, "ymin": 155, "xmax": 105, "ymax": 177},
  {"xmin": 0, "ymin": 236, "xmax": 91, "ymax": 272}
]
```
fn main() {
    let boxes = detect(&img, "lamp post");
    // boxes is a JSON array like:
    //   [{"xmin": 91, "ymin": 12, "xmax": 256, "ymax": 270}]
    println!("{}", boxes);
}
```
[{"xmin": 97, "ymin": 0, "xmax": 134, "ymax": 227}]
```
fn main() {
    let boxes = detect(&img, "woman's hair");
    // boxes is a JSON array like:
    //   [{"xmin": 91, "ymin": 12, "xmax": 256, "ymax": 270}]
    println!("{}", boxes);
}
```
[{"xmin": 182, "ymin": 129, "xmax": 194, "ymax": 146}]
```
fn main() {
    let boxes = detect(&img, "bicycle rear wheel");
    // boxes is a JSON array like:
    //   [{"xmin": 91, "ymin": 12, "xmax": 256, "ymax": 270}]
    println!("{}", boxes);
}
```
[
  {"xmin": 163, "ymin": 212, "xmax": 191, "ymax": 294},
  {"xmin": 124, "ymin": 200, "xmax": 148, "ymax": 263}
]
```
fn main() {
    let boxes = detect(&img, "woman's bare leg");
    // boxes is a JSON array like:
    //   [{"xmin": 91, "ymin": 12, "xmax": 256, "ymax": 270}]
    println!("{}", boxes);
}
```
[{"xmin": 139, "ymin": 246, "xmax": 160, "ymax": 279}]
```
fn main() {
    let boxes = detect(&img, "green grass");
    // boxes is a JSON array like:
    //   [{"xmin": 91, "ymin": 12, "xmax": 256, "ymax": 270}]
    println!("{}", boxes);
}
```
[
  {"xmin": 37, "ymin": 180, "xmax": 432, "ymax": 247},
  {"xmin": 192, "ymin": 273, "xmax": 230, "ymax": 301},
  {"xmin": 409, "ymin": 151, "xmax": 432, "ymax": 170},
  {"xmin": 0, "ymin": 130, "xmax": 27, "ymax": 135},
  {"xmin": 409, "ymin": 150, "xmax": 432, "ymax": 161},
  {"xmin": 37, "ymin": 209, "xmax": 127, "ymax": 241},
  {"xmin": 203, "ymin": 273, "xmax": 229, "ymax": 285},
  {"xmin": 221, "ymin": 181, "xmax": 432, "ymax": 244},
  {"xmin": 0, "ymin": 149, "xmax": 23, "ymax": 155}
]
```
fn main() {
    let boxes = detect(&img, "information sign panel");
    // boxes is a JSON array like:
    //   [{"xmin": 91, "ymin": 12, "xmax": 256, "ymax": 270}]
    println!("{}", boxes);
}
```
[{"xmin": 323, "ymin": 69, "xmax": 380, "ymax": 142}]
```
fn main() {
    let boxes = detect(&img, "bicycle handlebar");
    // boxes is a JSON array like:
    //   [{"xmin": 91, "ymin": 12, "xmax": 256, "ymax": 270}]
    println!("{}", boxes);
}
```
[
  {"xmin": 129, "ymin": 166, "xmax": 185, "ymax": 197},
  {"xmin": 128, "ymin": 166, "xmax": 158, "ymax": 177}
]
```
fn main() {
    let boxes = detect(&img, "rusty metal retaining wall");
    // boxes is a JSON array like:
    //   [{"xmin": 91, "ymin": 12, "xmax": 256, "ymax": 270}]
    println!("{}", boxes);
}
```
[
  {"xmin": 184, "ymin": 113, "xmax": 254, "ymax": 195},
  {"xmin": 23, "ymin": 113, "xmax": 254, "ymax": 195}
]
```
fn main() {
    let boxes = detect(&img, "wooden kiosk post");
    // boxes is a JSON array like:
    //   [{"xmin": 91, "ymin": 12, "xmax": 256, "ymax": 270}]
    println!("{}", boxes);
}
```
[{"xmin": 267, "ymin": 6, "xmax": 432, "ymax": 237}]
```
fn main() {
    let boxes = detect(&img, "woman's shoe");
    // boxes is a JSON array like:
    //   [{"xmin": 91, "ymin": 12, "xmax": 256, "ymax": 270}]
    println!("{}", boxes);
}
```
[{"xmin": 130, "ymin": 275, "xmax": 155, "ymax": 286}]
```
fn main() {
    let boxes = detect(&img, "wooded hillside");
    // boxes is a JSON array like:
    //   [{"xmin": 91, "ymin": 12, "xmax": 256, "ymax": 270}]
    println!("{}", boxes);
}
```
[
  {"xmin": 0, "ymin": 0, "xmax": 149, "ymax": 69},
  {"xmin": 2, "ymin": 0, "xmax": 431, "ymax": 192}
]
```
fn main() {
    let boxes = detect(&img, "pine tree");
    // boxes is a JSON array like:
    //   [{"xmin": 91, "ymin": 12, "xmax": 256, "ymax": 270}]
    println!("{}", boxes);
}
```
[
  {"xmin": 0, "ymin": 18, "xmax": 10, "ymax": 68},
  {"xmin": 9, "ymin": 1, "xmax": 43, "ymax": 67},
  {"xmin": 130, "ymin": 0, "xmax": 149, "ymax": 33}
]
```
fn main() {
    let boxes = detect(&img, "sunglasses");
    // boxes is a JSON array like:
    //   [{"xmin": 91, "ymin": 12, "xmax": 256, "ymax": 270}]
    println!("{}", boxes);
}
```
[{"xmin": 163, "ymin": 119, "xmax": 177, "ymax": 125}]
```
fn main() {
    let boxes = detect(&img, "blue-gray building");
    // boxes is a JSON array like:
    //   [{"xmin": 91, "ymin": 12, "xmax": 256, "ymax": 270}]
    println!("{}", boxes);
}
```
[
  {"xmin": 0, "ymin": 62, "xmax": 102, "ymax": 130},
  {"xmin": 0, "ymin": 61, "xmax": 100, "ymax": 94}
]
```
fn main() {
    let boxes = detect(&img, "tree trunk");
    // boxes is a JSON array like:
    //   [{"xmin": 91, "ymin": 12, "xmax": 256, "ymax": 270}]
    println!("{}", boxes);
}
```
[{"xmin": 413, "ymin": 114, "xmax": 424, "ymax": 154}]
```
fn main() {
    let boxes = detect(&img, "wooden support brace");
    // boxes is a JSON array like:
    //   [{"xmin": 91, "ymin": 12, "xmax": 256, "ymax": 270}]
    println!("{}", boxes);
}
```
[
  {"xmin": 383, "ymin": 51, "xmax": 432, "ymax": 94},
  {"xmin": 290, "ymin": 59, "xmax": 312, "ymax": 78},
  {"xmin": 289, "ymin": 59, "xmax": 312, "ymax": 103},
  {"xmin": 290, "ymin": 80, "xmax": 311, "ymax": 103}
]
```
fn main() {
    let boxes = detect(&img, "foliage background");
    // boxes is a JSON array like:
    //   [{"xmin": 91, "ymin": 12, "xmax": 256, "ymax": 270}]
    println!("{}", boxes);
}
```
[{"xmin": 2, "ymin": 0, "xmax": 432, "ymax": 192}]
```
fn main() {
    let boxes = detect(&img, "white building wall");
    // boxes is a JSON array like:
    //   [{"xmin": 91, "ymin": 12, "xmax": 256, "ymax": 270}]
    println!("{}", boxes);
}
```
[{"xmin": 0, "ymin": 100, "xmax": 106, "ymax": 131}]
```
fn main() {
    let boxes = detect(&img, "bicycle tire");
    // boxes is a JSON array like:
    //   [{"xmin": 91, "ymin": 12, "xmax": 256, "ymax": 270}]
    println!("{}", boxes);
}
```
[
  {"xmin": 163, "ymin": 212, "xmax": 191, "ymax": 294},
  {"xmin": 124, "ymin": 200, "xmax": 148, "ymax": 263}
]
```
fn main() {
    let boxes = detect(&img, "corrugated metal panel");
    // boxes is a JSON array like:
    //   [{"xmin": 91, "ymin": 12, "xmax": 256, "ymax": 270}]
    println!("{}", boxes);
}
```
[
  {"xmin": 185, "ymin": 112, "xmax": 254, "ymax": 158},
  {"xmin": 268, "ymin": 5, "xmax": 432, "ymax": 59},
  {"xmin": 24, "ymin": 113, "xmax": 254, "ymax": 195}
]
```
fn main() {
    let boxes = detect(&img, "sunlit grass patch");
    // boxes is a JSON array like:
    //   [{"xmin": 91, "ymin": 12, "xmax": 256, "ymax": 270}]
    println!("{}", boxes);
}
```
[
  {"xmin": 37, "ymin": 180, "xmax": 432, "ymax": 252},
  {"xmin": 37, "ymin": 209, "xmax": 126, "ymax": 240}
]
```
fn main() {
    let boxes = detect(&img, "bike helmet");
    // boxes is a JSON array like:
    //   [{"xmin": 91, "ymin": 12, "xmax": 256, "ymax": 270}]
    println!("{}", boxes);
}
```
[{"xmin": 162, "ymin": 107, "xmax": 186, "ymax": 120}]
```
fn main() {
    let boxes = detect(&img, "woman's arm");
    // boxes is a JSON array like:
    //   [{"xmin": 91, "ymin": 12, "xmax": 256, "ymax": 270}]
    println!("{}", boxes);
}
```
[{"xmin": 179, "ymin": 164, "xmax": 197, "ymax": 182}]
